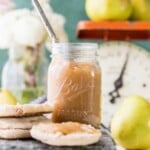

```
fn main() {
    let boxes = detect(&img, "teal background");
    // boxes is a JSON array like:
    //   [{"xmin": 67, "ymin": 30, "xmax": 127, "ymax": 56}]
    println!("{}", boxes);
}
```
[{"xmin": 0, "ymin": 0, "xmax": 150, "ymax": 84}]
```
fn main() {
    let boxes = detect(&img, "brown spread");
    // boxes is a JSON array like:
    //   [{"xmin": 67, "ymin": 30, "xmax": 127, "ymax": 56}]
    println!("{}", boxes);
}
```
[
  {"xmin": 48, "ymin": 60, "xmax": 101, "ymax": 128},
  {"xmin": 39, "ymin": 122, "xmax": 98, "ymax": 134}
]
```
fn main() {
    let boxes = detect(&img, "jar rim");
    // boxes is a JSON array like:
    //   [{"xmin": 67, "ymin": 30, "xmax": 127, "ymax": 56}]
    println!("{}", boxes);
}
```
[
  {"xmin": 52, "ymin": 42, "xmax": 98, "ymax": 56},
  {"xmin": 53, "ymin": 42, "xmax": 98, "ymax": 45},
  {"xmin": 52, "ymin": 42, "xmax": 98, "ymax": 50}
]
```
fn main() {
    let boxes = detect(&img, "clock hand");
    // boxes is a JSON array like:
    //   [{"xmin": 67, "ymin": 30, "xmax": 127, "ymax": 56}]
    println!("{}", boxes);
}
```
[{"xmin": 109, "ymin": 52, "xmax": 129, "ymax": 104}]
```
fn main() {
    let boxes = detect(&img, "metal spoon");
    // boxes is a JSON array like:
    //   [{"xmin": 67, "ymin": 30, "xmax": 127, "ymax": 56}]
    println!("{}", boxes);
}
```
[{"xmin": 32, "ymin": 0, "xmax": 59, "ymax": 44}]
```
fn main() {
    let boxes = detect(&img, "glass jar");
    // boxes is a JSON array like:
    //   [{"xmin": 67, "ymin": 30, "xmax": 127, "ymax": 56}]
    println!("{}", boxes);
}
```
[
  {"xmin": 2, "ymin": 44, "xmax": 48, "ymax": 104},
  {"xmin": 48, "ymin": 43, "xmax": 101, "ymax": 127}
]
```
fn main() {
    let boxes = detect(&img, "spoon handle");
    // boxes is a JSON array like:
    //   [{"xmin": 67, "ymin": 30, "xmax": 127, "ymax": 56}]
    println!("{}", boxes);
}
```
[{"xmin": 32, "ymin": 0, "xmax": 59, "ymax": 43}]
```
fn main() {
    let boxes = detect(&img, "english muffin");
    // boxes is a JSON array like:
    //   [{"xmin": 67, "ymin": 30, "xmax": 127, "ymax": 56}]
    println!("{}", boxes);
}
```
[
  {"xmin": 0, "ymin": 116, "xmax": 48, "ymax": 139},
  {"xmin": 0, "ymin": 129, "xmax": 30, "ymax": 139},
  {"xmin": 31, "ymin": 122, "xmax": 101, "ymax": 146},
  {"xmin": 0, "ymin": 103, "xmax": 53, "ymax": 117}
]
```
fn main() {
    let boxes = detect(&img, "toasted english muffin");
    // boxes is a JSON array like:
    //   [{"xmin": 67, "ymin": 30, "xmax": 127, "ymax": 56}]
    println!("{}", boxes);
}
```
[
  {"xmin": 0, "ymin": 129, "xmax": 30, "ymax": 139},
  {"xmin": 31, "ymin": 122, "xmax": 101, "ymax": 146},
  {"xmin": 0, "ymin": 103, "xmax": 53, "ymax": 117},
  {"xmin": 0, "ymin": 115, "xmax": 49, "ymax": 139},
  {"xmin": 0, "ymin": 116, "xmax": 47, "ymax": 129}
]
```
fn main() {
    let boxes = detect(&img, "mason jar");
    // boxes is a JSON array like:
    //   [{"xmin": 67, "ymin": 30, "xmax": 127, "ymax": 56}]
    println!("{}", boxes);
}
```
[
  {"xmin": 2, "ymin": 44, "xmax": 48, "ymax": 104},
  {"xmin": 48, "ymin": 43, "xmax": 101, "ymax": 127}
]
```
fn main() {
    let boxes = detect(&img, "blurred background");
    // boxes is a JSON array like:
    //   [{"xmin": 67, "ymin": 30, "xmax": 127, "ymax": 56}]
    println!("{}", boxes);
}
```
[
  {"xmin": 0, "ymin": 0, "xmax": 88, "ymax": 87},
  {"xmin": 0, "ymin": 0, "xmax": 149, "ymax": 77},
  {"xmin": 0, "ymin": 0, "xmax": 149, "ymax": 107}
]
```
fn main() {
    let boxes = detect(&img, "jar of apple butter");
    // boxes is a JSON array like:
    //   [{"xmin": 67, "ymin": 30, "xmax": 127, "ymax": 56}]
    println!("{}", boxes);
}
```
[{"xmin": 48, "ymin": 43, "xmax": 101, "ymax": 127}]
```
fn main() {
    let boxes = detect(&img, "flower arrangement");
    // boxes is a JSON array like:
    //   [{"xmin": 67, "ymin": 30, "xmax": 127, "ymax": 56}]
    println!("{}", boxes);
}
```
[
  {"xmin": 0, "ymin": 0, "xmax": 68, "ymax": 103},
  {"xmin": 0, "ymin": 0, "xmax": 68, "ymax": 49}
]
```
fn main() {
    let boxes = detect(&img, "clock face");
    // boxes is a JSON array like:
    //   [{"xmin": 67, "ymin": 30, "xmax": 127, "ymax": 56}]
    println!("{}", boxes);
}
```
[{"xmin": 97, "ymin": 42, "xmax": 150, "ymax": 126}]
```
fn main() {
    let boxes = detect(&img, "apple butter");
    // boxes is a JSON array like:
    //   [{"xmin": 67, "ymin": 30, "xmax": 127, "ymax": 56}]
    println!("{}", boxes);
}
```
[
  {"xmin": 38, "ymin": 122, "xmax": 98, "ymax": 135},
  {"xmin": 48, "ymin": 43, "xmax": 101, "ymax": 127}
]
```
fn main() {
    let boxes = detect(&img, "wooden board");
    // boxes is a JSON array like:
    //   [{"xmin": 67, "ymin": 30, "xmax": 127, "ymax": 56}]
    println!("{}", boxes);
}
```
[{"xmin": 77, "ymin": 21, "xmax": 150, "ymax": 40}]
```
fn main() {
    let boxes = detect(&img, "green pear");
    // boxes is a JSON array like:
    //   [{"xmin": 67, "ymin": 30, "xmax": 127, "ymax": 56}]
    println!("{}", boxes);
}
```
[
  {"xmin": 131, "ymin": 0, "xmax": 150, "ymax": 20},
  {"xmin": 85, "ymin": 0, "xmax": 132, "ymax": 21},
  {"xmin": 111, "ymin": 95, "xmax": 150, "ymax": 149},
  {"xmin": 0, "ymin": 89, "xmax": 17, "ymax": 105}
]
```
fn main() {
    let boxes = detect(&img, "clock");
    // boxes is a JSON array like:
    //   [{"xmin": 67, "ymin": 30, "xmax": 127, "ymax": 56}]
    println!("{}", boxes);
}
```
[{"xmin": 97, "ymin": 42, "xmax": 150, "ymax": 126}]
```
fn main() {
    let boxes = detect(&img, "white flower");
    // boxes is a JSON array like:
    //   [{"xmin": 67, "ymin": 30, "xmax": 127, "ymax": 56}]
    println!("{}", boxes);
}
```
[
  {"xmin": 0, "ymin": 0, "xmax": 68, "ymax": 49},
  {"xmin": 33, "ymin": 0, "xmax": 68, "ymax": 43},
  {"xmin": 13, "ymin": 13, "xmax": 46, "ymax": 47},
  {"xmin": 47, "ymin": 13, "xmax": 68, "ymax": 42},
  {"xmin": 37, "ymin": 0, "xmax": 68, "ymax": 48},
  {"xmin": 0, "ymin": 9, "xmax": 31, "ymax": 48},
  {"xmin": 38, "ymin": 0, "xmax": 53, "ymax": 14}
]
